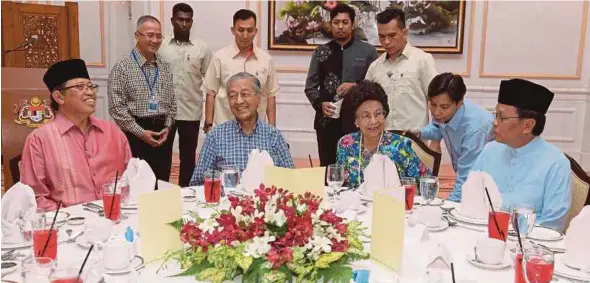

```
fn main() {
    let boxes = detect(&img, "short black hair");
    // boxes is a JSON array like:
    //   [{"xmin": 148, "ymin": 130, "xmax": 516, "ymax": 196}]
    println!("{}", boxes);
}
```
[
  {"xmin": 350, "ymin": 80, "xmax": 390, "ymax": 118},
  {"xmin": 516, "ymin": 108, "xmax": 545, "ymax": 136},
  {"xmin": 136, "ymin": 15, "xmax": 161, "ymax": 28},
  {"xmin": 330, "ymin": 4, "xmax": 355, "ymax": 23},
  {"xmin": 427, "ymin": 72, "xmax": 467, "ymax": 103},
  {"xmin": 376, "ymin": 8, "xmax": 406, "ymax": 28},
  {"xmin": 172, "ymin": 3, "xmax": 193, "ymax": 17},
  {"xmin": 50, "ymin": 82, "xmax": 66, "ymax": 111},
  {"xmin": 233, "ymin": 9, "xmax": 256, "ymax": 26}
]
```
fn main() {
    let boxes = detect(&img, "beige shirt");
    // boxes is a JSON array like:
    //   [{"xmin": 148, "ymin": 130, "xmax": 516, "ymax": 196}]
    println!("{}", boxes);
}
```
[
  {"xmin": 203, "ymin": 43, "xmax": 280, "ymax": 125},
  {"xmin": 157, "ymin": 36, "xmax": 212, "ymax": 121},
  {"xmin": 365, "ymin": 44, "xmax": 438, "ymax": 130}
]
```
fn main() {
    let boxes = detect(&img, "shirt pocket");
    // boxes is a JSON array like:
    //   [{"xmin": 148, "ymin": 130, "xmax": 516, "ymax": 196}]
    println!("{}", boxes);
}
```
[
  {"xmin": 252, "ymin": 66, "xmax": 269, "ymax": 87},
  {"xmin": 351, "ymin": 57, "xmax": 368, "ymax": 79},
  {"xmin": 186, "ymin": 51, "xmax": 204, "ymax": 76}
]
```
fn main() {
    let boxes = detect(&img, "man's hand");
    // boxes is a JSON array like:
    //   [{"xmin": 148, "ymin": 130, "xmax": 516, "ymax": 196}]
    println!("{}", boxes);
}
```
[
  {"xmin": 139, "ymin": 130, "xmax": 161, "ymax": 147},
  {"xmin": 157, "ymin": 127, "xmax": 170, "ymax": 146},
  {"xmin": 321, "ymin": 102, "xmax": 336, "ymax": 117},
  {"xmin": 336, "ymin": 82, "xmax": 355, "ymax": 96},
  {"xmin": 203, "ymin": 121, "xmax": 213, "ymax": 134}
]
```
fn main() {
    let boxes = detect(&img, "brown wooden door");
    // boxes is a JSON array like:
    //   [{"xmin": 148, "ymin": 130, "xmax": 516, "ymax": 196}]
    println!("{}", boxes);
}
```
[{"xmin": 1, "ymin": 1, "xmax": 79, "ymax": 68}]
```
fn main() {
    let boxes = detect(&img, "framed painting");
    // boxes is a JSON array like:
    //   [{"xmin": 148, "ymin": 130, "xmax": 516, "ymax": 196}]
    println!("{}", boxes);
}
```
[{"xmin": 268, "ymin": 0, "xmax": 466, "ymax": 54}]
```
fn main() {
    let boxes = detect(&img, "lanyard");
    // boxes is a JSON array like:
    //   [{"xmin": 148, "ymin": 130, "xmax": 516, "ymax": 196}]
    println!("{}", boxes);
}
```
[{"xmin": 131, "ymin": 50, "xmax": 159, "ymax": 97}]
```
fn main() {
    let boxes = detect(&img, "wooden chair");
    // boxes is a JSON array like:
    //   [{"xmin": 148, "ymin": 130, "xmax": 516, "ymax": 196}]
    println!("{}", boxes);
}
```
[
  {"xmin": 563, "ymin": 154, "xmax": 590, "ymax": 232},
  {"xmin": 389, "ymin": 130, "xmax": 442, "ymax": 176},
  {"xmin": 1, "ymin": 90, "xmax": 55, "ymax": 191}
]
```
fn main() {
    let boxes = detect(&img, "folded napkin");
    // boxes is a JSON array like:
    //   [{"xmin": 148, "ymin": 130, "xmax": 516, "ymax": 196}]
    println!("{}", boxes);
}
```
[
  {"xmin": 242, "ymin": 149, "xmax": 274, "ymax": 192},
  {"xmin": 125, "ymin": 158, "xmax": 156, "ymax": 205},
  {"xmin": 564, "ymin": 205, "xmax": 590, "ymax": 269},
  {"xmin": 335, "ymin": 191, "xmax": 362, "ymax": 213},
  {"xmin": 2, "ymin": 182, "xmax": 37, "ymax": 244},
  {"xmin": 426, "ymin": 242, "xmax": 452, "ymax": 270},
  {"xmin": 358, "ymin": 154, "xmax": 401, "ymax": 196},
  {"xmin": 459, "ymin": 171, "xmax": 502, "ymax": 219}
]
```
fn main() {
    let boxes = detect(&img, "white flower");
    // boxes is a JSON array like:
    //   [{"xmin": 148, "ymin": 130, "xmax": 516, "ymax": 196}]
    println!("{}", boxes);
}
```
[
  {"xmin": 296, "ymin": 203, "xmax": 308, "ymax": 214},
  {"xmin": 325, "ymin": 226, "xmax": 345, "ymax": 242},
  {"xmin": 198, "ymin": 218, "xmax": 218, "ymax": 234},
  {"xmin": 231, "ymin": 206, "xmax": 248, "ymax": 224},
  {"xmin": 305, "ymin": 236, "xmax": 332, "ymax": 254},
  {"xmin": 265, "ymin": 206, "xmax": 287, "ymax": 227},
  {"xmin": 244, "ymin": 231, "xmax": 276, "ymax": 258}
]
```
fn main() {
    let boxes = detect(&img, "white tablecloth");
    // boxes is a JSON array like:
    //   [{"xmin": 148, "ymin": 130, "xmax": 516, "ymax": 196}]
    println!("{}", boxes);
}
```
[{"xmin": 1, "ymin": 187, "xmax": 567, "ymax": 283}]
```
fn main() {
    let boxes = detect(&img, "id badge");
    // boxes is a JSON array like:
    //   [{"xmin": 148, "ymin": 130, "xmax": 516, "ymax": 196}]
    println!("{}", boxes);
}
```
[{"xmin": 148, "ymin": 96, "xmax": 159, "ymax": 113}]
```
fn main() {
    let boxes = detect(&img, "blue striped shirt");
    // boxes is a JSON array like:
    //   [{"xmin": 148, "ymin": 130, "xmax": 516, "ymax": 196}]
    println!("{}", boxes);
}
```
[{"xmin": 189, "ymin": 119, "xmax": 294, "ymax": 185}]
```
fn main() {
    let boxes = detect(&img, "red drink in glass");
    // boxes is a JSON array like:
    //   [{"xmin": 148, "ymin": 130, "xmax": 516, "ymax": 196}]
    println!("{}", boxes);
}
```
[
  {"xmin": 33, "ymin": 229, "xmax": 57, "ymax": 260},
  {"xmin": 404, "ymin": 185, "xmax": 415, "ymax": 211},
  {"xmin": 204, "ymin": 178, "xmax": 221, "ymax": 203},
  {"xmin": 525, "ymin": 257, "xmax": 554, "ymax": 283},
  {"xmin": 488, "ymin": 211, "xmax": 510, "ymax": 241},
  {"xmin": 515, "ymin": 253, "xmax": 526, "ymax": 283},
  {"xmin": 51, "ymin": 278, "xmax": 83, "ymax": 283},
  {"xmin": 103, "ymin": 193, "xmax": 121, "ymax": 221}
]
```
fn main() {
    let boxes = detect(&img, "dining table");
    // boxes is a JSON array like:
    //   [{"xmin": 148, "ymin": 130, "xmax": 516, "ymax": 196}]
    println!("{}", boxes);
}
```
[{"xmin": 1, "ymin": 186, "xmax": 578, "ymax": 283}]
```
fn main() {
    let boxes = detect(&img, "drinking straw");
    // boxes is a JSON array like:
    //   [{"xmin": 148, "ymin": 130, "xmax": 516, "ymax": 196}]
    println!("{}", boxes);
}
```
[
  {"xmin": 450, "ymin": 262, "xmax": 456, "ymax": 283},
  {"xmin": 484, "ymin": 187, "xmax": 505, "ymax": 240},
  {"xmin": 77, "ymin": 244, "xmax": 94, "ymax": 280},
  {"xmin": 514, "ymin": 215, "xmax": 525, "ymax": 255},
  {"xmin": 308, "ymin": 154, "xmax": 313, "ymax": 168},
  {"xmin": 109, "ymin": 171, "xmax": 119, "ymax": 219},
  {"xmin": 40, "ymin": 201, "xmax": 62, "ymax": 257}
]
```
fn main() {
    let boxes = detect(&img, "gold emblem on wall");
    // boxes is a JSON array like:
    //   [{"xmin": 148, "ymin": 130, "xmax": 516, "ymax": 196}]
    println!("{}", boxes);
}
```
[{"xmin": 13, "ymin": 96, "xmax": 55, "ymax": 128}]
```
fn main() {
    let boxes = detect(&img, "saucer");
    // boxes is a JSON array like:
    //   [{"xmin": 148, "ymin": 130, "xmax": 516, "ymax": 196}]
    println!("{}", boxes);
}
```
[
  {"xmin": 45, "ymin": 211, "xmax": 70, "ymax": 227},
  {"xmin": 427, "ymin": 221, "xmax": 449, "ymax": 232},
  {"xmin": 466, "ymin": 254, "xmax": 510, "ymax": 270},
  {"xmin": 103, "ymin": 256, "xmax": 145, "ymax": 275},
  {"xmin": 448, "ymin": 209, "xmax": 487, "ymax": 225},
  {"xmin": 554, "ymin": 254, "xmax": 590, "ymax": 281},
  {"xmin": 1, "ymin": 261, "xmax": 18, "ymax": 277},
  {"xmin": 75, "ymin": 234, "xmax": 106, "ymax": 249},
  {"xmin": 417, "ymin": 198, "xmax": 444, "ymax": 206},
  {"xmin": 1, "ymin": 240, "xmax": 32, "ymax": 250}
]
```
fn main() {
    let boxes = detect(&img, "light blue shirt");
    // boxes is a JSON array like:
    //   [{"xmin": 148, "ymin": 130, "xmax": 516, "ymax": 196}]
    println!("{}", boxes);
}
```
[
  {"xmin": 472, "ymin": 137, "xmax": 572, "ymax": 231},
  {"xmin": 420, "ymin": 99, "xmax": 493, "ymax": 201}
]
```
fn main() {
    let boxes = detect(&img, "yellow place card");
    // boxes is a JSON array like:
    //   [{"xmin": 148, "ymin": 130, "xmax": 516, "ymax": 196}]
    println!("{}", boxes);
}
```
[
  {"xmin": 264, "ymin": 166, "xmax": 325, "ymax": 197},
  {"xmin": 157, "ymin": 180, "xmax": 181, "ymax": 191},
  {"xmin": 138, "ymin": 188, "xmax": 183, "ymax": 262},
  {"xmin": 370, "ymin": 189, "xmax": 405, "ymax": 271}
]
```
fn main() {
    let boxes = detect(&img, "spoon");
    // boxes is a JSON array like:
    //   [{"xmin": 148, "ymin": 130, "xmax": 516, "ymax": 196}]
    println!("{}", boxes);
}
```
[
  {"xmin": 441, "ymin": 206, "xmax": 454, "ymax": 214},
  {"xmin": 66, "ymin": 229, "xmax": 73, "ymax": 239}
]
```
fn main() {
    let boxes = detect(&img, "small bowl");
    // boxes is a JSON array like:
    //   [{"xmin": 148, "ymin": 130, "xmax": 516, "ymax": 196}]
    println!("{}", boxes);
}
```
[
  {"xmin": 182, "ymin": 195, "xmax": 197, "ymax": 202},
  {"xmin": 1, "ymin": 260, "xmax": 18, "ymax": 277},
  {"xmin": 67, "ymin": 216, "xmax": 85, "ymax": 226}
]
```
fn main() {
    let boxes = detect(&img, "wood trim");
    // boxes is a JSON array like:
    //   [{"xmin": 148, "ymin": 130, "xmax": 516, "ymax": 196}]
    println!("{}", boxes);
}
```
[
  {"xmin": 455, "ymin": 0, "xmax": 475, "ymax": 78},
  {"xmin": 86, "ymin": 1, "xmax": 105, "ymax": 67},
  {"xmin": 389, "ymin": 130, "xmax": 442, "ymax": 176},
  {"xmin": 1, "ymin": 1, "xmax": 16, "ymax": 67},
  {"xmin": 565, "ymin": 154, "xmax": 590, "ymax": 205},
  {"xmin": 66, "ymin": 2, "xmax": 80, "ymax": 59},
  {"xmin": 479, "ymin": 1, "xmax": 588, "ymax": 80}
]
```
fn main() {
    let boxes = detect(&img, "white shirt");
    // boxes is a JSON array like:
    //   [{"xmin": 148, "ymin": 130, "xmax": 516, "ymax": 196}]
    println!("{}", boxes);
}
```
[
  {"xmin": 157, "ymin": 36, "xmax": 212, "ymax": 121},
  {"xmin": 365, "ymin": 43, "xmax": 438, "ymax": 130}
]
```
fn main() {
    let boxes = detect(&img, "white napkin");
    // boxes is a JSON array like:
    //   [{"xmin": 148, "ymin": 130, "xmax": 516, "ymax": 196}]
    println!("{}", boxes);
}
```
[
  {"xmin": 329, "ymin": 99, "xmax": 343, "ymax": 119},
  {"xmin": 459, "ymin": 171, "xmax": 502, "ymax": 219},
  {"xmin": 241, "ymin": 149, "xmax": 274, "ymax": 192},
  {"xmin": 335, "ymin": 191, "xmax": 362, "ymax": 213},
  {"xmin": 564, "ymin": 205, "xmax": 590, "ymax": 269},
  {"xmin": 125, "ymin": 158, "xmax": 156, "ymax": 205},
  {"xmin": 358, "ymin": 154, "xmax": 401, "ymax": 196},
  {"xmin": 426, "ymin": 242, "xmax": 453, "ymax": 270},
  {"xmin": 1, "ymin": 182, "xmax": 37, "ymax": 244}
]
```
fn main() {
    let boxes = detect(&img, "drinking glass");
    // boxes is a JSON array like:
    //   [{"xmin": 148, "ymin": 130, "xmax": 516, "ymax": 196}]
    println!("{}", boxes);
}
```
[
  {"xmin": 488, "ymin": 204, "xmax": 510, "ymax": 241},
  {"xmin": 400, "ymin": 177, "xmax": 416, "ymax": 211},
  {"xmin": 22, "ymin": 257, "xmax": 55, "ymax": 283},
  {"xmin": 523, "ymin": 247, "xmax": 554, "ymax": 283},
  {"xmin": 326, "ymin": 164, "xmax": 345, "ymax": 201},
  {"xmin": 50, "ymin": 267, "xmax": 82, "ymax": 283},
  {"xmin": 511, "ymin": 204, "xmax": 537, "ymax": 239},
  {"xmin": 419, "ymin": 176, "xmax": 439, "ymax": 205},
  {"xmin": 221, "ymin": 165, "xmax": 240, "ymax": 193},
  {"xmin": 31, "ymin": 213, "xmax": 58, "ymax": 260},
  {"xmin": 102, "ymin": 182, "xmax": 122, "ymax": 223},
  {"xmin": 204, "ymin": 170, "xmax": 222, "ymax": 203}
]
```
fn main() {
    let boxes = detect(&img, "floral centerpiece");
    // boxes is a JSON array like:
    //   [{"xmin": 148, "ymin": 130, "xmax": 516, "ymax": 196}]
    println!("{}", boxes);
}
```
[{"xmin": 162, "ymin": 185, "xmax": 369, "ymax": 283}]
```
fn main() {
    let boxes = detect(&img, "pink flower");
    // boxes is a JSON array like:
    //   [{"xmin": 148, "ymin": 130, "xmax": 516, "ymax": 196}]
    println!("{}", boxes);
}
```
[
  {"xmin": 267, "ymin": 247, "xmax": 294, "ymax": 268},
  {"xmin": 340, "ymin": 135, "xmax": 354, "ymax": 148}
]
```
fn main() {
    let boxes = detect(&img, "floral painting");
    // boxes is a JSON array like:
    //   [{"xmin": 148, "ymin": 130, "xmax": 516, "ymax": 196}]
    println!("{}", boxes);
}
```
[{"xmin": 268, "ymin": 0, "xmax": 466, "ymax": 54}]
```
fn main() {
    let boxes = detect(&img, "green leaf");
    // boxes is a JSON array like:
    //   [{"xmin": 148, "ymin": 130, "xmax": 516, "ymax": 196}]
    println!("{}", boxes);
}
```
[
  {"xmin": 243, "ymin": 258, "xmax": 267, "ymax": 283},
  {"xmin": 316, "ymin": 263, "xmax": 353, "ymax": 283},
  {"xmin": 276, "ymin": 265, "xmax": 294, "ymax": 282},
  {"xmin": 169, "ymin": 259, "xmax": 213, "ymax": 277},
  {"xmin": 167, "ymin": 219, "xmax": 184, "ymax": 232}
]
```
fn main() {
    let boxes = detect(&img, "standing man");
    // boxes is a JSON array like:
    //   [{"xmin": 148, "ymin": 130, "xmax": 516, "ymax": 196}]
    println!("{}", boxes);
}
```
[
  {"xmin": 366, "ymin": 9, "xmax": 438, "ymax": 144},
  {"xmin": 304, "ymin": 4, "xmax": 378, "ymax": 166},
  {"xmin": 158, "ymin": 3, "xmax": 212, "ymax": 187},
  {"xmin": 108, "ymin": 15, "xmax": 177, "ymax": 182},
  {"xmin": 202, "ymin": 9, "xmax": 279, "ymax": 133}
]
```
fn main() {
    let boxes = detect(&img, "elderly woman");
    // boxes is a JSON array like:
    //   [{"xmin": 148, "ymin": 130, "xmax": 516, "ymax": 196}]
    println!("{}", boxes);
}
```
[{"xmin": 336, "ymin": 80, "xmax": 430, "ymax": 189}]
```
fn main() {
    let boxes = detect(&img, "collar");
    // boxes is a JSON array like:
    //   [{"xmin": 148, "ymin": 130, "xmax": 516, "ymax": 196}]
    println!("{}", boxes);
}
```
[
  {"xmin": 169, "ymin": 36, "xmax": 193, "ymax": 46},
  {"xmin": 132, "ymin": 47, "xmax": 159, "ymax": 66},
  {"xmin": 328, "ymin": 38, "xmax": 355, "ymax": 51},
  {"xmin": 511, "ymin": 136, "xmax": 542, "ymax": 156},
  {"xmin": 233, "ymin": 117, "xmax": 262, "ymax": 135},
  {"xmin": 55, "ymin": 113, "xmax": 102, "ymax": 135},
  {"xmin": 386, "ymin": 43, "xmax": 411, "ymax": 60},
  {"xmin": 231, "ymin": 42, "xmax": 258, "ymax": 59},
  {"xmin": 434, "ymin": 102, "xmax": 465, "ymax": 131}
]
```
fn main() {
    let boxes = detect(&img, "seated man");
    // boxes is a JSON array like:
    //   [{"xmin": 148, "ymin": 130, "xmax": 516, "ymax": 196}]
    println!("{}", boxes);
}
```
[
  {"xmin": 190, "ymin": 72, "xmax": 294, "ymax": 185},
  {"xmin": 472, "ymin": 78, "xmax": 571, "ymax": 231},
  {"xmin": 20, "ymin": 59, "xmax": 132, "ymax": 211}
]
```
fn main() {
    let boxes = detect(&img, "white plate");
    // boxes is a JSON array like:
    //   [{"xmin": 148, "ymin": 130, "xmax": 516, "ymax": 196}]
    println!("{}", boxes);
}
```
[
  {"xmin": 466, "ymin": 254, "xmax": 511, "ymax": 270},
  {"xmin": 1, "ymin": 240, "xmax": 32, "ymax": 250},
  {"xmin": 44, "ymin": 211, "xmax": 70, "ymax": 225},
  {"xmin": 527, "ymin": 226, "xmax": 563, "ymax": 242},
  {"xmin": 122, "ymin": 203, "xmax": 137, "ymax": 209},
  {"xmin": 75, "ymin": 234, "xmax": 106, "ymax": 249},
  {"xmin": 448, "ymin": 209, "xmax": 487, "ymax": 225},
  {"xmin": 427, "ymin": 221, "xmax": 449, "ymax": 232},
  {"xmin": 103, "ymin": 256, "xmax": 145, "ymax": 275},
  {"xmin": 417, "ymin": 198, "xmax": 445, "ymax": 206},
  {"xmin": 1, "ymin": 260, "xmax": 19, "ymax": 277},
  {"xmin": 554, "ymin": 254, "xmax": 590, "ymax": 282}
]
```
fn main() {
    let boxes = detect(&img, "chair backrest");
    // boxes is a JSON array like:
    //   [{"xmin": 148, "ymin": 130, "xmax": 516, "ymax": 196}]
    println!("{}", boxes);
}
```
[
  {"xmin": 389, "ymin": 130, "xmax": 442, "ymax": 176},
  {"xmin": 1, "ymin": 90, "xmax": 55, "ymax": 191},
  {"xmin": 564, "ymin": 154, "xmax": 590, "ymax": 232}
]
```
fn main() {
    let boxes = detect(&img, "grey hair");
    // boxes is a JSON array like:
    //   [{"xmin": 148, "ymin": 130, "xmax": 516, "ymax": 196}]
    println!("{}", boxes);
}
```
[
  {"xmin": 136, "ymin": 15, "xmax": 161, "ymax": 30},
  {"xmin": 226, "ymin": 72, "xmax": 262, "ymax": 95}
]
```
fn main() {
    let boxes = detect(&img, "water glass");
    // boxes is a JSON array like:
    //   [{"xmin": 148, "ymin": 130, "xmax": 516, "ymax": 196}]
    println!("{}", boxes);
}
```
[
  {"xmin": 326, "ymin": 164, "xmax": 345, "ymax": 201},
  {"xmin": 523, "ymin": 247, "xmax": 554, "ymax": 283},
  {"xmin": 31, "ymin": 213, "xmax": 57, "ymax": 260},
  {"xmin": 511, "ymin": 204, "xmax": 537, "ymax": 239},
  {"xmin": 221, "ymin": 165, "xmax": 240, "ymax": 192},
  {"xmin": 22, "ymin": 257, "xmax": 55, "ymax": 283},
  {"xmin": 419, "ymin": 176, "xmax": 439, "ymax": 205}
]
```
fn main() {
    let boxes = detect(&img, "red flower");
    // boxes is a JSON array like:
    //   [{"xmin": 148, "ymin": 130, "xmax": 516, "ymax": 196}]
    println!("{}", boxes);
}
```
[
  {"xmin": 320, "ymin": 210, "xmax": 343, "ymax": 225},
  {"xmin": 267, "ymin": 247, "xmax": 293, "ymax": 268},
  {"xmin": 331, "ymin": 239, "xmax": 349, "ymax": 252},
  {"xmin": 335, "ymin": 223, "xmax": 348, "ymax": 234}
]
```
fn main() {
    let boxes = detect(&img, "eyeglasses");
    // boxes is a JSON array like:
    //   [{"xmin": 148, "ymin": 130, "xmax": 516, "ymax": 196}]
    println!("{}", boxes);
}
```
[
  {"xmin": 136, "ymin": 31, "xmax": 163, "ymax": 41},
  {"xmin": 228, "ymin": 91, "xmax": 255, "ymax": 102},
  {"xmin": 358, "ymin": 110, "xmax": 386, "ymax": 122},
  {"xmin": 492, "ymin": 111, "xmax": 521, "ymax": 122},
  {"xmin": 58, "ymin": 83, "xmax": 99, "ymax": 93}
]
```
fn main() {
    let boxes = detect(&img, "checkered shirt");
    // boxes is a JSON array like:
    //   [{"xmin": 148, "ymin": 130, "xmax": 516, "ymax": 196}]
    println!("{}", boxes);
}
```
[
  {"xmin": 189, "ymin": 119, "xmax": 295, "ymax": 185},
  {"xmin": 107, "ymin": 47, "xmax": 177, "ymax": 136}
]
